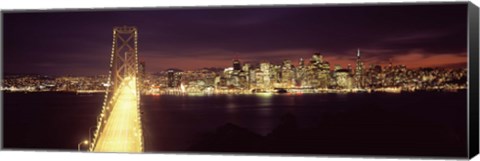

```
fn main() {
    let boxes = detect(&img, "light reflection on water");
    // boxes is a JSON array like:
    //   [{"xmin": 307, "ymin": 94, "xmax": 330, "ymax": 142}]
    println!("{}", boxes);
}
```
[
  {"xmin": 2, "ymin": 91, "xmax": 468, "ymax": 152},
  {"xmin": 255, "ymin": 93, "xmax": 274, "ymax": 107}
]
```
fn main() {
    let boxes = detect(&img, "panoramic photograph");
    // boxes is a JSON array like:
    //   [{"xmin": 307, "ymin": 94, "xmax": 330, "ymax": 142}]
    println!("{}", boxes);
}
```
[{"xmin": 2, "ymin": 3, "xmax": 470, "ymax": 157}]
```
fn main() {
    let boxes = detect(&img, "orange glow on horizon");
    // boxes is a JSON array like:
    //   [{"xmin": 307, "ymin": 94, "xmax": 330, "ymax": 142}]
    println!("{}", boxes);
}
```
[{"xmin": 142, "ymin": 50, "xmax": 467, "ymax": 71}]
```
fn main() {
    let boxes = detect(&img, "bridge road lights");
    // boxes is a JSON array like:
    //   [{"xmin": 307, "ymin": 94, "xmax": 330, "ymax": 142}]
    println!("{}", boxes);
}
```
[{"xmin": 77, "ymin": 140, "xmax": 89, "ymax": 151}]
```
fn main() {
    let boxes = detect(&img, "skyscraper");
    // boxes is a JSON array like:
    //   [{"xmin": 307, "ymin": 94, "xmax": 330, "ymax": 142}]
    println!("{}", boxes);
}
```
[
  {"xmin": 138, "ymin": 61, "xmax": 146, "ymax": 90},
  {"xmin": 309, "ymin": 52, "xmax": 330, "ymax": 88},
  {"xmin": 139, "ymin": 61, "xmax": 146, "ymax": 77},
  {"xmin": 233, "ymin": 59, "xmax": 241, "ymax": 71},
  {"xmin": 299, "ymin": 58, "xmax": 305, "ymax": 67},
  {"xmin": 355, "ymin": 49, "xmax": 364, "ymax": 88},
  {"xmin": 167, "ymin": 69, "xmax": 175, "ymax": 88}
]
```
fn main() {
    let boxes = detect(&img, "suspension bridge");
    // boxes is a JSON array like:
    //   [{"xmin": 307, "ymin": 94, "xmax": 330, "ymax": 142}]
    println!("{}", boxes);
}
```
[{"xmin": 87, "ymin": 26, "xmax": 144, "ymax": 152}]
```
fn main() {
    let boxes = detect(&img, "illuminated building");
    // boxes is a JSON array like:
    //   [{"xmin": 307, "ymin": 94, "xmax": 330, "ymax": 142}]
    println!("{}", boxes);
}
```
[
  {"xmin": 242, "ymin": 63, "xmax": 252, "ymax": 88},
  {"xmin": 167, "ymin": 70, "xmax": 175, "ymax": 88},
  {"xmin": 354, "ymin": 49, "xmax": 365, "ymax": 88},
  {"xmin": 334, "ymin": 64, "xmax": 342, "ymax": 71},
  {"xmin": 281, "ymin": 59, "xmax": 295, "ymax": 87},
  {"xmin": 138, "ymin": 61, "xmax": 146, "ymax": 91},
  {"xmin": 308, "ymin": 52, "xmax": 331, "ymax": 88},
  {"xmin": 333, "ymin": 68, "xmax": 353, "ymax": 89},
  {"xmin": 233, "ymin": 59, "xmax": 241, "ymax": 71},
  {"xmin": 166, "ymin": 69, "xmax": 182, "ymax": 88},
  {"xmin": 242, "ymin": 63, "xmax": 251, "ymax": 72},
  {"xmin": 256, "ymin": 61, "xmax": 272, "ymax": 89},
  {"xmin": 295, "ymin": 58, "xmax": 307, "ymax": 86},
  {"xmin": 139, "ymin": 61, "xmax": 146, "ymax": 78}
]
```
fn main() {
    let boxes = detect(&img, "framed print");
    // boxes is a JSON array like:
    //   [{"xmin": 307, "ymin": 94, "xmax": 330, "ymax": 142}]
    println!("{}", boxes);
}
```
[{"xmin": 1, "ymin": 1, "xmax": 479, "ymax": 160}]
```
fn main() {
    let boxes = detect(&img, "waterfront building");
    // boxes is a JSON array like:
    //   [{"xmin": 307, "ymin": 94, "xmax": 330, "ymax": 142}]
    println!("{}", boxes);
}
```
[
  {"xmin": 296, "ymin": 58, "xmax": 307, "ymax": 87},
  {"xmin": 333, "ymin": 68, "xmax": 354, "ymax": 89}
]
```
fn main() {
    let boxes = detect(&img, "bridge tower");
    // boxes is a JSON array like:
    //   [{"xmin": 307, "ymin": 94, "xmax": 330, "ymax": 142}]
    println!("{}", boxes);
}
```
[{"xmin": 89, "ymin": 26, "xmax": 143, "ymax": 152}]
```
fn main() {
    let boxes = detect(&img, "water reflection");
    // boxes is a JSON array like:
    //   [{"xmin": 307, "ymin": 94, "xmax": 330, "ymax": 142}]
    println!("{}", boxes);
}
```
[
  {"xmin": 2, "ymin": 91, "xmax": 467, "ymax": 155},
  {"xmin": 255, "ymin": 93, "xmax": 273, "ymax": 107},
  {"xmin": 225, "ymin": 102, "xmax": 237, "ymax": 113}
]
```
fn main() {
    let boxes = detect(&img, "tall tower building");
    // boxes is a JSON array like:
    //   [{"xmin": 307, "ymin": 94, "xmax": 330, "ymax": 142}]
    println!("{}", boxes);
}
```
[
  {"xmin": 138, "ymin": 61, "xmax": 146, "ymax": 92},
  {"xmin": 233, "ymin": 59, "xmax": 241, "ymax": 71},
  {"xmin": 167, "ymin": 69, "xmax": 175, "ymax": 88},
  {"xmin": 299, "ymin": 58, "xmax": 305, "ymax": 67},
  {"xmin": 355, "ymin": 49, "xmax": 364, "ymax": 88},
  {"xmin": 139, "ymin": 61, "xmax": 146, "ymax": 77},
  {"xmin": 296, "ymin": 58, "xmax": 306, "ymax": 86}
]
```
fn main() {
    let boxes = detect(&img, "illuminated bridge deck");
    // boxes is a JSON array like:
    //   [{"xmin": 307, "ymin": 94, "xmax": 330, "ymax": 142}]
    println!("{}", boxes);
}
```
[{"xmin": 93, "ymin": 77, "xmax": 142, "ymax": 152}]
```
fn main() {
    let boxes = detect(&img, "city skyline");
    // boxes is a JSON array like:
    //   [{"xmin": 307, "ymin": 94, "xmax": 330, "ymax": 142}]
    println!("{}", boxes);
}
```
[{"xmin": 3, "ymin": 4, "xmax": 467, "ymax": 76}]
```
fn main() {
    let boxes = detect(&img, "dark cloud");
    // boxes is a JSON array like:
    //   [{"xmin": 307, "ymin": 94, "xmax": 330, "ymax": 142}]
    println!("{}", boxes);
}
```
[{"xmin": 2, "ymin": 3, "xmax": 468, "ymax": 75}]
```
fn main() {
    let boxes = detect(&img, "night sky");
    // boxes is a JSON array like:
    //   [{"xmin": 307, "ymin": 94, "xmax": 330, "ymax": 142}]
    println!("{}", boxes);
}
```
[{"xmin": 3, "ymin": 3, "xmax": 468, "ymax": 76}]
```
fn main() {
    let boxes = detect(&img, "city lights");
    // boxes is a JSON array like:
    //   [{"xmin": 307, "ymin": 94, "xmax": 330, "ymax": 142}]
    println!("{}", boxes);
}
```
[{"xmin": 2, "ymin": 50, "xmax": 467, "ymax": 95}]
